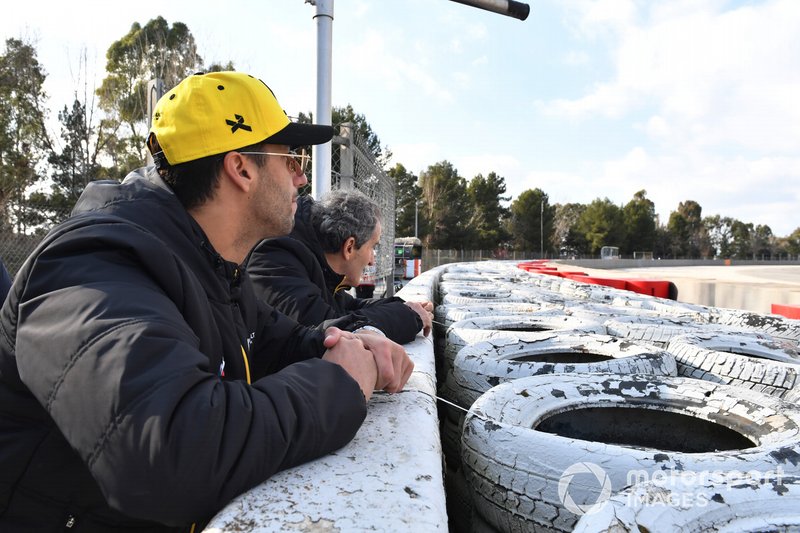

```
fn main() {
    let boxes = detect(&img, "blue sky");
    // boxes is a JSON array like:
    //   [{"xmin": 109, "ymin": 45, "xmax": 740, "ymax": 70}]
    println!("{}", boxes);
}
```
[{"xmin": 3, "ymin": 0, "xmax": 799, "ymax": 236}]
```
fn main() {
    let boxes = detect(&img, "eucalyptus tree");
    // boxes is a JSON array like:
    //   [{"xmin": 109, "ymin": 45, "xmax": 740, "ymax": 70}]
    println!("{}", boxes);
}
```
[{"xmin": 96, "ymin": 17, "xmax": 204, "ymax": 167}]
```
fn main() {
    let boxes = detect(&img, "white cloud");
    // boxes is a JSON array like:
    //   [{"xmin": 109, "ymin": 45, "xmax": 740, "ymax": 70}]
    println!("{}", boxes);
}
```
[
  {"xmin": 388, "ymin": 142, "xmax": 442, "ymax": 177},
  {"xmin": 456, "ymin": 154, "xmax": 521, "ymax": 183},
  {"xmin": 338, "ymin": 30, "xmax": 453, "ymax": 104},
  {"xmin": 563, "ymin": 50, "xmax": 590, "ymax": 66},
  {"xmin": 545, "ymin": 0, "xmax": 800, "ymax": 152}
]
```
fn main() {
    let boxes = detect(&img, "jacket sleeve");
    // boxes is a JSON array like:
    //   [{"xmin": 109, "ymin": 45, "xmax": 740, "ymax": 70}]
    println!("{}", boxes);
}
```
[
  {"xmin": 250, "ymin": 297, "xmax": 373, "ymax": 375},
  {"xmin": 337, "ymin": 292, "xmax": 423, "ymax": 344},
  {"xmin": 14, "ymin": 224, "xmax": 367, "ymax": 526}
]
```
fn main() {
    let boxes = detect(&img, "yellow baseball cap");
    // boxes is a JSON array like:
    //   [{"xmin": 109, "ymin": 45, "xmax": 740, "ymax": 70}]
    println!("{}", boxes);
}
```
[{"xmin": 149, "ymin": 71, "xmax": 333, "ymax": 165}]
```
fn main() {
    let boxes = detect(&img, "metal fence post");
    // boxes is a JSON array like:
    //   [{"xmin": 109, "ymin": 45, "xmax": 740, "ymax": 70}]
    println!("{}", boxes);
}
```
[{"xmin": 338, "ymin": 122, "xmax": 354, "ymax": 190}]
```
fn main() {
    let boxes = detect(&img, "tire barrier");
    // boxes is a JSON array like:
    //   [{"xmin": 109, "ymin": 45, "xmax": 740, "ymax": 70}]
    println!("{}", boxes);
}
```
[
  {"xmin": 709, "ymin": 307, "xmax": 800, "ymax": 345},
  {"xmin": 563, "ymin": 301, "xmax": 664, "ymax": 321},
  {"xmin": 440, "ymin": 331, "xmax": 676, "ymax": 475},
  {"xmin": 433, "ymin": 303, "xmax": 564, "ymax": 383},
  {"xmin": 451, "ymin": 334, "xmax": 677, "ymax": 410},
  {"xmin": 440, "ymin": 288, "xmax": 536, "ymax": 306},
  {"xmin": 442, "ymin": 314, "xmax": 607, "ymax": 382},
  {"xmin": 461, "ymin": 373, "xmax": 800, "ymax": 533},
  {"xmin": 573, "ymin": 473, "xmax": 800, "ymax": 533},
  {"xmin": 435, "ymin": 302, "xmax": 564, "ymax": 329},
  {"xmin": 666, "ymin": 331, "xmax": 800, "ymax": 398},
  {"xmin": 602, "ymin": 314, "xmax": 718, "ymax": 348}
]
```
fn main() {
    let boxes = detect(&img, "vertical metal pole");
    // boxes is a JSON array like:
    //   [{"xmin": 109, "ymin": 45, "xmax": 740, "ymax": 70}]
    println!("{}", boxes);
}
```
[
  {"xmin": 312, "ymin": 0, "xmax": 334, "ymax": 200},
  {"xmin": 338, "ymin": 122, "xmax": 354, "ymax": 190},
  {"xmin": 414, "ymin": 200, "xmax": 419, "ymax": 238}
]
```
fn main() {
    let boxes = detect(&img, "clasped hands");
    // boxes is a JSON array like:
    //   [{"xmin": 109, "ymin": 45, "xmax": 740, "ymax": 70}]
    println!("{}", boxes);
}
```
[{"xmin": 321, "ymin": 327, "xmax": 414, "ymax": 401}]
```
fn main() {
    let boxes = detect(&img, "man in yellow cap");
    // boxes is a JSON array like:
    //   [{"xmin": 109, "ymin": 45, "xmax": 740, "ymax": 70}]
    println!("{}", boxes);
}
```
[{"xmin": 0, "ymin": 71, "xmax": 413, "ymax": 532}]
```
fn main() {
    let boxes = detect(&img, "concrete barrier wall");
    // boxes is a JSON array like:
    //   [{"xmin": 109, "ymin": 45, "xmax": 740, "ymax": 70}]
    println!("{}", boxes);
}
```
[{"xmin": 204, "ymin": 267, "xmax": 447, "ymax": 532}]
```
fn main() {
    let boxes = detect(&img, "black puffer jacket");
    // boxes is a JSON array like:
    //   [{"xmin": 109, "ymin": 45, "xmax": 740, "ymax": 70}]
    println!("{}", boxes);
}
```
[
  {"xmin": 246, "ymin": 195, "xmax": 422, "ymax": 344},
  {"xmin": 0, "ymin": 168, "xmax": 367, "ymax": 532}
]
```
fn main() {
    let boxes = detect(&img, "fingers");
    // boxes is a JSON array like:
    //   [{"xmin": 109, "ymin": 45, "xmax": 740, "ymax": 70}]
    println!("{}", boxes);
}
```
[
  {"xmin": 322, "ymin": 335, "xmax": 378, "ymax": 401},
  {"xmin": 323, "ymin": 326, "xmax": 343, "ymax": 349},
  {"xmin": 353, "ymin": 333, "xmax": 413, "ymax": 393},
  {"xmin": 405, "ymin": 301, "xmax": 434, "ymax": 337}
]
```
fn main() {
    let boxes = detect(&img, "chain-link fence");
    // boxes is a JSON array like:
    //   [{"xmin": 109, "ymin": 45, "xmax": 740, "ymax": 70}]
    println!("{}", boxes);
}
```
[{"xmin": 0, "ymin": 203, "xmax": 72, "ymax": 276}]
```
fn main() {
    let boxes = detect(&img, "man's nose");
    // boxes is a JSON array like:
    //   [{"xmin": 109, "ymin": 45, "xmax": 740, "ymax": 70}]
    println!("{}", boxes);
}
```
[{"xmin": 294, "ymin": 172, "xmax": 308, "ymax": 188}]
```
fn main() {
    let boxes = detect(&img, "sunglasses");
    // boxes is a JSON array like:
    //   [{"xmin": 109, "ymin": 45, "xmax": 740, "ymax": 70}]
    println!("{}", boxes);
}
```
[{"xmin": 237, "ymin": 148, "xmax": 310, "ymax": 176}]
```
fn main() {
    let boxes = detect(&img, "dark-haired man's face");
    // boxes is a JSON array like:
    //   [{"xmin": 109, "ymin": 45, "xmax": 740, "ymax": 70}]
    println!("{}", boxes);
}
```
[{"xmin": 248, "ymin": 145, "xmax": 308, "ymax": 239}]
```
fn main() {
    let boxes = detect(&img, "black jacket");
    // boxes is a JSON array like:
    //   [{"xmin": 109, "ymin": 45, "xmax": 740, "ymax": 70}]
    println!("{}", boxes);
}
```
[
  {"xmin": 246, "ymin": 195, "xmax": 422, "ymax": 344},
  {"xmin": 0, "ymin": 168, "xmax": 368, "ymax": 532}
]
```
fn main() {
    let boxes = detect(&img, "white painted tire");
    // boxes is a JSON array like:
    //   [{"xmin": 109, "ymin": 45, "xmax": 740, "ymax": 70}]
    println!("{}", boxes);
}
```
[
  {"xmin": 452, "ymin": 333, "xmax": 678, "ymax": 409},
  {"xmin": 443, "ymin": 314, "xmax": 607, "ymax": 381},
  {"xmin": 438, "ymin": 281, "xmax": 514, "ymax": 297},
  {"xmin": 709, "ymin": 307, "xmax": 800, "ymax": 345},
  {"xmin": 440, "ymin": 288, "xmax": 536, "ymax": 306},
  {"xmin": 434, "ymin": 304, "xmax": 566, "ymax": 381},
  {"xmin": 564, "ymin": 302, "xmax": 663, "ymax": 321},
  {"xmin": 435, "ymin": 302, "xmax": 565, "ymax": 329},
  {"xmin": 461, "ymin": 373, "xmax": 800, "ymax": 533},
  {"xmin": 666, "ymin": 331, "xmax": 800, "ymax": 398},
  {"xmin": 574, "ymin": 473, "xmax": 800, "ymax": 533},
  {"xmin": 610, "ymin": 293, "xmax": 712, "ymax": 320},
  {"xmin": 603, "ymin": 315, "xmax": 708, "ymax": 347}
]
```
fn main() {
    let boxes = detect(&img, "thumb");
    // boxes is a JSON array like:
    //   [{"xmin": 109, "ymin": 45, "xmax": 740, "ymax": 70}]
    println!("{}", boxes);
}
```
[{"xmin": 323, "ymin": 326, "xmax": 342, "ymax": 349}]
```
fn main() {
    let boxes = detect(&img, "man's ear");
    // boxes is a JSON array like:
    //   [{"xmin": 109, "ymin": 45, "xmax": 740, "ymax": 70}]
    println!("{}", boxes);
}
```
[
  {"xmin": 342, "ymin": 236, "xmax": 357, "ymax": 260},
  {"xmin": 221, "ymin": 151, "xmax": 253, "ymax": 193}
]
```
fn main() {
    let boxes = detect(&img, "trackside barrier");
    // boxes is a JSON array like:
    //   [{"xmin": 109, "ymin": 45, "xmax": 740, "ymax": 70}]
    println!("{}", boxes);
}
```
[
  {"xmin": 623, "ymin": 279, "xmax": 675, "ymax": 299},
  {"xmin": 205, "ymin": 267, "xmax": 448, "ymax": 532},
  {"xmin": 516, "ymin": 262, "xmax": 677, "ymax": 300},
  {"xmin": 773, "ymin": 303, "xmax": 800, "ymax": 320},
  {"xmin": 565, "ymin": 273, "xmax": 627, "ymax": 290}
]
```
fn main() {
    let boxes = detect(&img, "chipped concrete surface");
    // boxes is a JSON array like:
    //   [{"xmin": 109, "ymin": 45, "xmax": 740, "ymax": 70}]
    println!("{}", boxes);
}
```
[{"xmin": 204, "ymin": 268, "xmax": 447, "ymax": 532}]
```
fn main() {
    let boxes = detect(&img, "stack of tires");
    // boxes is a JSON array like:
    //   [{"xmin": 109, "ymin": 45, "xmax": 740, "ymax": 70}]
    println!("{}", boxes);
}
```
[{"xmin": 434, "ymin": 261, "xmax": 800, "ymax": 533}]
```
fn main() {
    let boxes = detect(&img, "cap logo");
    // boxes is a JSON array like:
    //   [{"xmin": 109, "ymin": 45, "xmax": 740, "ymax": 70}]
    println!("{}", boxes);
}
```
[{"xmin": 226, "ymin": 114, "xmax": 252, "ymax": 133}]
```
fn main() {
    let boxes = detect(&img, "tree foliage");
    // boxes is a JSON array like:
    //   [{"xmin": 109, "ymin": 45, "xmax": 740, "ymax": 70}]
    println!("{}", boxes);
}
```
[
  {"xmin": 418, "ymin": 161, "xmax": 469, "ymax": 248},
  {"xmin": 667, "ymin": 200, "xmax": 709, "ymax": 258},
  {"xmin": 622, "ymin": 190, "xmax": 656, "ymax": 255},
  {"xmin": 96, "ymin": 17, "xmax": 204, "ymax": 165},
  {"xmin": 465, "ymin": 172, "xmax": 510, "ymax": 249},
  {"xmin": 552, "ymin": 202, "xmax": 587, "ymax": 256},
  {"xmin": 576, "ymin": 198, "xmax": 624, "ymax": 255},
  {"xmin": 389, "ymin": 163, "xmax": 420, "ymax": 238},
  {"xmin": 0, "ymin": 38, "xmax": 51, "ymax": 230},
  {"xmin": 509, "ymin": 188, "xmax": 553, "ymax": 255}
]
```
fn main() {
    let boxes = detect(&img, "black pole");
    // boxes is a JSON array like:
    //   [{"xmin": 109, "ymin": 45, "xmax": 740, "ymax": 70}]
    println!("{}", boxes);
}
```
[{"xmin": 449, "ymin": 0, "xmax": 530, "ymax": 21}]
